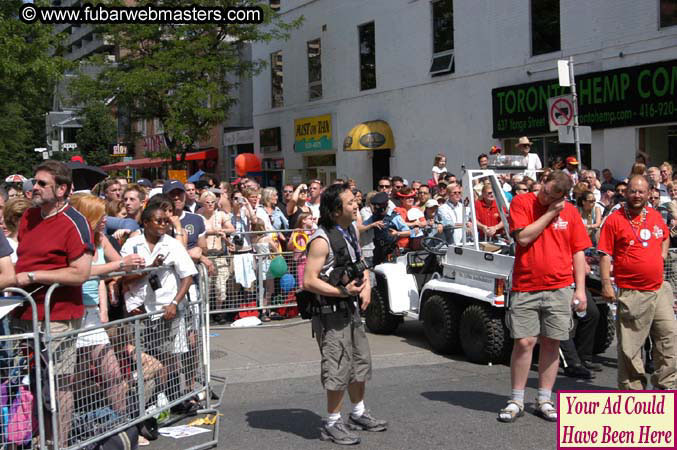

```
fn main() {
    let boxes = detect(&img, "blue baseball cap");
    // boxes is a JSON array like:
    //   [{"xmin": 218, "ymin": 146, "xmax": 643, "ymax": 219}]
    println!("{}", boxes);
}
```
[
  {"xmin": 162, "ymin": 179, "xmax": 185, "ymax": 194},
  {"xmin": 136, "ymin": 178, "xmax": 151, "ymax": 188}
]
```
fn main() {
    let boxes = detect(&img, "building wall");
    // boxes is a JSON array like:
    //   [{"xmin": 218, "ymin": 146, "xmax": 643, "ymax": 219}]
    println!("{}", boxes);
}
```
[{"xmin": 252, "ymin": 0, "xmax": 677, "ymax": 186}]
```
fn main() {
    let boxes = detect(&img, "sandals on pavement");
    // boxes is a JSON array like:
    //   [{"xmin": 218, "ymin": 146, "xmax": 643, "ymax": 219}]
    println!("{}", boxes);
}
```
[
  {"xmin": 497, "ymin": 400, "xmax": 524, "ymax": 423},
  {"xmin": 535, "ymin": 400, "xmax": 557, "ymax": 422}
]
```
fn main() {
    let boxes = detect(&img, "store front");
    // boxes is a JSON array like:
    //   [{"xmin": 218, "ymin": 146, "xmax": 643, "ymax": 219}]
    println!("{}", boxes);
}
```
[
  {"xmin": 492, "ymin": 59, "xmax": 677, "ymax": 171},
  {"xmin": 294, "ymin": 114, "xmax": 336, "ymax": 186},
  {"xmin": 343, "ymin": 120, "xmax": 395, "ymax": 189}
]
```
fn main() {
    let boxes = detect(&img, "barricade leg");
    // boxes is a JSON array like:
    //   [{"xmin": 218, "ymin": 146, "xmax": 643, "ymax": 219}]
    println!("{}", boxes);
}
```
[{"xmin": 0, "ymin": 289, "xmax": 46, "ymax": 450}]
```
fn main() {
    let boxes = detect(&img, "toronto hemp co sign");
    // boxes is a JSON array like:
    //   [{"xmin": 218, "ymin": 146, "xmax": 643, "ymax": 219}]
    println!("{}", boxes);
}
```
[{"xmin": 492, "ymin": 59, "xmax": 677, "ymax": 138}]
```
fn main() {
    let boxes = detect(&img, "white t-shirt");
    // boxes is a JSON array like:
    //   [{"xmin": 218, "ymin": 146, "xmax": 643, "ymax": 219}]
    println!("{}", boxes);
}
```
[
  {"xmin": 7, "ymin": 237, "xmax": 17, "ymax": 264},
  {"xmin": 525, "ymin": 153, "xmax": 543, "ymax": 180},
  {"xmin": 121, "ymin": 234, "xmax": 198, "ymax": 314},
  {"xmin": 255, "ymin": 205, "xmax": 275, "ymax": 231},
  {"xmin": 306, "ymin": 201, "xmax": 320, "ymax": 220},
  {"xmin": 432, "ymin": 166, "xmax": 447, "ymax": 175}
]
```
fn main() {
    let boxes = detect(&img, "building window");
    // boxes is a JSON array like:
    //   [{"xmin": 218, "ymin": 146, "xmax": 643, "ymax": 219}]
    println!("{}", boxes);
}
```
[
  {"xmin": 531, "ymin": 0, "xmax": 561, "ymax": 56},
  {"xmin": 270, "ymin": 0, "xmax": 280, "ymax": 11},
  {"xmin": 307, "ymin": 39, "xmax": 322, "ymax": 100},
  {"xmin": 136, "ymin": 119, "xmax": 147, "ymax": 137},
  {"xmin": 358, "ymin": 22, "xmax": 376, "ymax": 91},
  {"xmin": 271, "ymin": 50, "xmax": 283, "ymax": 108},
  {"xmin": 430, "ymin": 0, "xmax": 454, "ymax": 76},
  {"xmin": 661, "ymin": 0, "xmax": 677, "ymax": 27}
]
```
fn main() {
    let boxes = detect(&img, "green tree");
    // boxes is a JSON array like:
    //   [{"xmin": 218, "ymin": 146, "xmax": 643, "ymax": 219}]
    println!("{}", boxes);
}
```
[
  {"xmin": 72, "ymin": 0, "xmax": 300, "ymax": 165},
  {"xmin": 75, "ymin": 103, "xmax": 117, "ymax": 167},
  {"xmin": 0, "ymin": 0, "xmax": 70, "ymax": 175}
]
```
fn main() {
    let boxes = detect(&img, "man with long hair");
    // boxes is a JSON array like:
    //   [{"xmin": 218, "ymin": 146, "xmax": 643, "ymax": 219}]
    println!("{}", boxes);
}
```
[{"xmin": 304, "ymin": 183, "xmax": 387, "ymax": 445}]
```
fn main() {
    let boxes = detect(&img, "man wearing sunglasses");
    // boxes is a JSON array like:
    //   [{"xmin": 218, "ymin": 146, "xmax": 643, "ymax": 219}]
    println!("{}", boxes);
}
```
[
  {"xmin": 13, "ymin": 160, "xmax": 94, "ymax": 447},
  {"xmin": 499, "ymin": 171, "xmax": 590, "ymax": 424}
]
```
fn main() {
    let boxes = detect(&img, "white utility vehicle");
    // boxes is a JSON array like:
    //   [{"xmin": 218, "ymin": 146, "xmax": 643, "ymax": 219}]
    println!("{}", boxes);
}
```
[{"xmin": 365, "ymin": 157, "xmax": 615, "ymax": 364}]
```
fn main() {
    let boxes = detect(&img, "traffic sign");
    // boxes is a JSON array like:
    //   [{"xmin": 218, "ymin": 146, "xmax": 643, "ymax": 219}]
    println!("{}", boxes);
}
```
[
  {"xmin": 558, "ymin": 125, "xmax": 592, "ymax": 144},
  {"xmin": 548, "ymin": 95, "xmax": 574, "ymax": 131},
  {"xmin": 62, "ymin": 143, "xmax": 77, "ymax": 151}
]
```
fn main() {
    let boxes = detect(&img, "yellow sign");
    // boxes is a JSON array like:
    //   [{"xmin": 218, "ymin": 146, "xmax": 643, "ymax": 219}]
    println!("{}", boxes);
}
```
[
  {"xmin": 294, "ymin": 114, "xmax": 332, "ymax": 153},
  {"xmin": 343, "ymin": 120, "xmax": 395, "ymax": 151},
  {"xmin": 168, "ymin": 170, "xmax": 187, "ymax": 184},
  {"xmin": 558, "ymin": 391, "xmax": 675, "ymax": 448}
]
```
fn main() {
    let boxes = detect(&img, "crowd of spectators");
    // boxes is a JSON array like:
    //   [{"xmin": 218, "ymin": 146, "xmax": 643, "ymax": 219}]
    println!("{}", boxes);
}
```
[{"xmin": 0, "ymin": 140, "xmax": 675, "ymax": 443}]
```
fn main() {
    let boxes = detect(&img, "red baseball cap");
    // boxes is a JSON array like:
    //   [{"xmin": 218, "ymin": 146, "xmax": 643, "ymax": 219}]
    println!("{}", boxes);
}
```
[{"xmin": 566, "ymin": 156, "xmax": 579, "ymax": 165}]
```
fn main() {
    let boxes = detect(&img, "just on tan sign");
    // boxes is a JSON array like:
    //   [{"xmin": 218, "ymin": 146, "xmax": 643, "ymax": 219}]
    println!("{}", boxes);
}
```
[{"xmin": 294, "ymin": 114, "xmax": 332, "ymax": 153}]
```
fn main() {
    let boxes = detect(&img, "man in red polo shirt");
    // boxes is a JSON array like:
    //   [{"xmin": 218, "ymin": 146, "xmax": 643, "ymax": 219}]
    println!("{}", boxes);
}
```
[
  {"xmin": 13, "ymin": 160, "xmax": 93, "ymax": 447},
  {"xmin": 498, "ymin": 171, "xmax": 590, "ymax": 424},
  {"xmin": 475, "ymin": 183, "xmax": 503, "ymax": 239},
  {"xmin": 598, "ymin": 175, "xmax": 675, "ymax": 390}
]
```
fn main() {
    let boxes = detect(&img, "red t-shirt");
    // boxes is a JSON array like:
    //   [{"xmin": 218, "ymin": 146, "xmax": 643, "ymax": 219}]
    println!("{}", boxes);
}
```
[
  {"xmin": 475, "ymin": 199, "xmax": 503, "ymax": 238},
  {"xmin": 393, "ymin": 207, "xmax": 411, "ymax": 248},
  {"xmin": 15, "ymin": 206, "xmax": 94, "ymax": 321},
  {"xmin": 508, "ymin": 193, "xmax": 591, "ymax": 292},
  {"xmin": 597, "ymin": 207, "xmax": 668, "ymax": 291}
]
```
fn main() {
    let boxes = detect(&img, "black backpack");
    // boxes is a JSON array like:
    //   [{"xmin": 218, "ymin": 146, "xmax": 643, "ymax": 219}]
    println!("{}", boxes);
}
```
[{"xmin": 296, "ymin": 226, "xmax": 355, "ymax": 319}]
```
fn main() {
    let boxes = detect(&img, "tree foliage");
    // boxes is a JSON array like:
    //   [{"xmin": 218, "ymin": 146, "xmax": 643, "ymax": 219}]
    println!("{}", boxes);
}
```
[
  {"xmin": 0, "ymin": 0, "xmax": 70, "ymax": 175},
  {"xmin": 75, "ymin": 103, "xmax": 117, "ymax": 167},
  {"xmin": 72, "ymin": 0, "xmax": 301, "ymax": 165}
]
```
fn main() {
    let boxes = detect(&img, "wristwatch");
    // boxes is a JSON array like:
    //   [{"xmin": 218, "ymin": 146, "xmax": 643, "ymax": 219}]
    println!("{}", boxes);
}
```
[
  {"xmin": 27, "ymin": 272, "xmax": 35, "ymax": 283},
  {"xmin": 119, "ymin": 261, "xmax": 124, "ymax": 270},
  {"xmin": 338, "ymin": 285, "xmax": 350, "ymax": 298},
  {"xmin": 170, "ymin": 299, "xmax": 179, "ymax": 306}
]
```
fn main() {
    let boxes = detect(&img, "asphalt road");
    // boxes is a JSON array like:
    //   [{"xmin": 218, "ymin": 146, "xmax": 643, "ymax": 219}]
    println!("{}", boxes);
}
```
[{"xmin": 150, "ymin": 319, "xmax": 620, "ymax": 450}]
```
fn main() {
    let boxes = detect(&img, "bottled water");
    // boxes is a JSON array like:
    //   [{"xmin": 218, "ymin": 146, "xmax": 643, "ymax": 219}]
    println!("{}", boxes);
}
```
[{"xmin": 573, "ymin": 299, "xmax": 587, "ymax": 318}]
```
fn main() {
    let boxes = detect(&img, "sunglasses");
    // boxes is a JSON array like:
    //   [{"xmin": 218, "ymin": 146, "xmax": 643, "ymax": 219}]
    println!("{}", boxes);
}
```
[
  {"xmin": 283, "ymin": 190, "xmax": 293, "ymax": 194},
  {"xmin": 35, "ymin": 179, "xmax": 49, "ymax": 188},
  {"xmin": 378, "ymin": 184, "xmax": 390, "ymax": 189}
]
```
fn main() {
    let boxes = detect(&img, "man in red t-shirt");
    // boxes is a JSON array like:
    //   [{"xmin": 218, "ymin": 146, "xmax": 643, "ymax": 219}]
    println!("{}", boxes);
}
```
[
  {"xmin": 498, "ymin": 171, "xmax": 590, "ymax": 424},
  {"xmin": 598, "ymin": 175, "xmax": 675, "ymax": 390},
  {"xmin": 475, "ymin": 183, "xmax": 503, "ymax": 239},
  {"xmin": 12, "ymin": 160, "xmax": 93, "ymax": 447}
]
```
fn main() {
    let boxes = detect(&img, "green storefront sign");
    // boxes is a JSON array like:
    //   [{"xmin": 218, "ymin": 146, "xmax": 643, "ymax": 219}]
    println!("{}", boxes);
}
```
[{"xmin": 492, "ymin": 59, "xmax": 677, "ymax": 138}]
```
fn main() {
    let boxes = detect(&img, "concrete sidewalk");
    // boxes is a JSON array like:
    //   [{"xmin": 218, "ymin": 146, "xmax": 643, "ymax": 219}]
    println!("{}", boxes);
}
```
[{"xmin": 207, "ymin": 318, "xmax": 454, "ymax": 384}]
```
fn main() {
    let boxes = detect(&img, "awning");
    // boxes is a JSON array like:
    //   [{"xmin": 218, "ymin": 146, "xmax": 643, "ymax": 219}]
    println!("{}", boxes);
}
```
[
  {"xmin": 183, "ymin": 148, "xmax": 218, "ymax": 161},
  {"xmin": 343, "ymin": 120, "xmax": 395, "ymax": 151},
  {"xmin": 101, "ymin": 148, "xmax": 218, "ymax": 171},
  {"xmin": 102, "ymin": 157, "xmax": 168, "ymax": 171}
]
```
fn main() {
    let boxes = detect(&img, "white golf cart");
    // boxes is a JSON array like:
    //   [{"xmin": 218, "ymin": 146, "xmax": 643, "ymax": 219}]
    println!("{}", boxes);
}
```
[{"xmin": 365, "ymin": 157, "xmax": 615, "ymax": 364}]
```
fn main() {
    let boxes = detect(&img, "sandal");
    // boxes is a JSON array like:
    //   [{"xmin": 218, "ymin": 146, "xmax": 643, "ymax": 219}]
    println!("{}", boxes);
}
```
[
  {"xmin": 498, "ymin": 400, "xmax": 524, "ymax": 423},
  {"xmin": 535, "ymin": 400, "xmax": 557, "ymax": 422}
]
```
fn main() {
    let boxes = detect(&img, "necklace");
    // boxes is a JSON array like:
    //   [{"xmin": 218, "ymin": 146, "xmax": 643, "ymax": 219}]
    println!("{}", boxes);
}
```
[{"xmin": 623, "ymin": 204, "xmax": 649, "ymax": 247}]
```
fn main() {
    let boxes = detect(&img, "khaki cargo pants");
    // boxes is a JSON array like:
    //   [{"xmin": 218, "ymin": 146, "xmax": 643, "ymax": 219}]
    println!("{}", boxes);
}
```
[{"xmin": 616, "ymin": 282, "xmax": 677, "ymax": 390}]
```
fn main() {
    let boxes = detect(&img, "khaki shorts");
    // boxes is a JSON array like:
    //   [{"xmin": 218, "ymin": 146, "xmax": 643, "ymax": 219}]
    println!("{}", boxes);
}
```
[
  {"xmin": 12, "ymin": 318, "xmax": 82, "ymax": 376},
  {"xmin": 507, "ymin": 287, "xmax": 573, "ymax": 340},
  {"xmin": 141, "ymin": 313, "xmax": 188, "ymax": 356},
  {"xmin": 311, "ymin": 308, "xmax": 372, "ymax": 391}
]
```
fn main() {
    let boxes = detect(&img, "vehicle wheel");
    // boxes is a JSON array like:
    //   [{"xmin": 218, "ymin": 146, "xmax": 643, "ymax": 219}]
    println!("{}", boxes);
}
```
[
  {"xmin": 365, "ymin": 284, "xmax": 400, "ymax": 334},
  {"xmin": 422, "ymin": 295, "xmax": 461, "ymax": 354},
  {"xmin": 459, "ymin": 304, "xmax": 510, "ymax": 364},
  {"xmin": 593, "ymin": 303, "xmax": 615, "ymax": 354}
]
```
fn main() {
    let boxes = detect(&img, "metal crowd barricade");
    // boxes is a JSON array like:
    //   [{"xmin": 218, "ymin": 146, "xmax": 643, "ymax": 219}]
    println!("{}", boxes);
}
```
[
  {"xmin": 0, "ymin": 288, "xmax": 46, "ymax": 449},
  {"xmin": 206, "ymin": 229, "xmax": 307, "ymax": 321},
  {"xmin": 42, "ymin": 264, "xmax": 223, "ymax": 450},
  {"xmin": 664, "ymin": 248, "xmax": 677, "ymax": 303}
]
